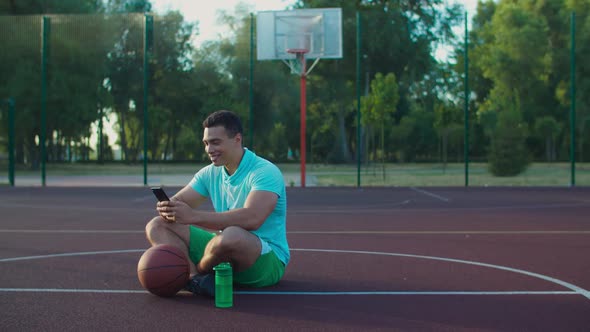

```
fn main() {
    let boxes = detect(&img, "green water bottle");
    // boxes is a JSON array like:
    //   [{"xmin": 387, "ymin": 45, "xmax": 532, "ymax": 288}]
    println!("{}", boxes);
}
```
[{"xmin": 213, "ymin": 262, "xmax": 233, "ymax": 308}]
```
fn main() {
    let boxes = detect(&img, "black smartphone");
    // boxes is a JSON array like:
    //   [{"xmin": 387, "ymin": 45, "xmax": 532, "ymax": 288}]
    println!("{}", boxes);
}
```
[{"xmin": 150, "ymin": 186, "xmax": 170, "ymax": 202}]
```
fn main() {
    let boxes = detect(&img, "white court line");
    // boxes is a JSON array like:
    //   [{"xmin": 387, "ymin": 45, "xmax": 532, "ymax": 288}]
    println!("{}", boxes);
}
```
[
  {"xmin": 0, "ymin": 248, "xmax": 588, "ymax": 300},
  {"xmin": 0, "ymin": 288, "xmax": 147, "ymax": 294},
  {"xmin": 234, "ymin": 290, "xmax": 577, "ymax": 296},
  {"xmin": 0, "ymin": 249, "xmax": 143, "ymax": 263},
  {"xmin": 410, "ymin": 187, "xmax": 450, "ymax": 202},
  {"xmin": 0, "ymin": 288, "xmax": 577, "ymax": 296},
  {"xmin": 1, "ymin": 229, "xmax": 589, "ymax": 235},
  {"xmin": 292, "ymin": 249, "xmax": 590, "ymax": 300},
  {"xmin": 288, "ymin": 231, "xmax": 590, "ymax": 235},
  {"xmin": 0, "ymin": 230, "xmax": 145, "ymax": 234}
]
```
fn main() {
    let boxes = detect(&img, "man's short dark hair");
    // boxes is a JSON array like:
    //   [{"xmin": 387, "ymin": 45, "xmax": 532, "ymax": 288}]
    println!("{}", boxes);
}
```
[{"xmin": 202, "ymin": 110, "xmax": 243, "ymax": 138}]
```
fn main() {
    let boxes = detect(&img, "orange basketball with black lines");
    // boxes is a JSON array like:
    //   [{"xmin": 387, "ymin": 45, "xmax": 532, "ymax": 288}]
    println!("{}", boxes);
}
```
[{"xmin": 137, "ymin": 244, "xmax": 190, "ymax": 297}]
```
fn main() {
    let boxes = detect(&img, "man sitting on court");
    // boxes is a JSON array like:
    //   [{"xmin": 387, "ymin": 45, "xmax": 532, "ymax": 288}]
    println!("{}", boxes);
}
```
[{"xmin": 145, "ymin": 110, "xmax": 289, "ymax": 296}]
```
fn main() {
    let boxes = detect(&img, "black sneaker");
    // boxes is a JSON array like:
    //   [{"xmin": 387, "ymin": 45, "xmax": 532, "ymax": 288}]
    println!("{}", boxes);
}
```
[{"xmin": 184, "ymin": 273, "xmax": 215, "ymax": 297}]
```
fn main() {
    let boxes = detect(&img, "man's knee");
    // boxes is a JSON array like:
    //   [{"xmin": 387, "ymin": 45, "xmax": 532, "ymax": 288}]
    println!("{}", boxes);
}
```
[
  {"xmin": 215, "ymin": 226, "xmax": 257, "ymax": 253},
  {"xmin": 145, "ymin": 216, "xmax": 187, "ymax": 243},
  {"xmin": 145, "ymin": 216, "xmax": 165, "ymax": 240},
  {"xmin": 147, "ymin": 217, "xmax": 192, "ymax": 245}
]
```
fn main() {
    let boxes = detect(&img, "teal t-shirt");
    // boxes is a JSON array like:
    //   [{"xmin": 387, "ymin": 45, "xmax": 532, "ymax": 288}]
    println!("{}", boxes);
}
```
[{"xmin": 189, "ymin": 148, "xmax": 290, "ymax": 265}]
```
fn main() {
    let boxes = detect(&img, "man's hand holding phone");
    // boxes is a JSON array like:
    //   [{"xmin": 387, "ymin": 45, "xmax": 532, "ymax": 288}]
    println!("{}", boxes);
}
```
[
  {"xmin": 151, "ymin": 187, "xmax": 170, "ymax": 202},
  {"xmin": 151, "ymin": 187, "xmax": 195, "ymax": 224},
  {"xmin": 151, "ymin": 187, "xmax": 175, "ymax": 222}
]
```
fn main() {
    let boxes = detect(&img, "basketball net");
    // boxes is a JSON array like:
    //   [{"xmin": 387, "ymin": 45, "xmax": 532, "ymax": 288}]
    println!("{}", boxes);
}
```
[
  {"xmin": 284, "ymin": 49, "xmax": 308, "ymax": 76},
  {"xmin": 283, "ymin": 49, "xmax": 321, "ymax": 77}
]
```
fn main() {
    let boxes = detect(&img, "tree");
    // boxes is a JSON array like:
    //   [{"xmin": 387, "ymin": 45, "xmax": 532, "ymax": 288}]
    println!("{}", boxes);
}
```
[
  {"xmin": 149, "ymin": 11, "xmax": 199, "ymax": 160},
  {"xmin": 307, "ymin": 101, "xmax": 337, "ymax": 163},
  {"xmin": 0, "ymin": 16, "xmax": 42, "ymax": 166},
  {"xmin": 267, "ymin": 123, "xmax": 289, "ymax": 162},
  {"xmin": 567, "ymin": 0, "xmax": 590, "ymax": 161},
  {"xmin": 361, "ymin": 73, "xmax": 399, "ymax": 176},
  {"xmin": 215, "ymin": 3, "xmax": 298, "ymax": 157},
  {"xmin": 0, "ymin": 0, "xmax": 115, "ymax": 166},
  {"xmin": 478, "ymin": 2, "xmax": 551, "ymax": 124},
  {"xmin": 434, "ymin": 101, "xmax": 462, "ymax": 170},
  {"xmin": 294, "ymin": 0, "xmax": 463, "ymax": 164},
  {"xmin": 463, "ymin": 0, "xmax": 590, "ymax": 164},
  {"xmin": 488, "ymin": 101, "xmax": 530, "ymax": 176},
  {"xmin": 46, "ymin": 15, "xmax": 125, "ymax": 162},
  {"xmin": 392, "ymin": 106, "xmax": 438, "ymax": 163},
  {"xmin": 2, "ymin": 0, "xmax": 104, "ymax": 14},
  {"xmin": 104, "ymin": 14, "xmax": 145, "ymax": 162},
  {"xmin": 534, "ymin": 116, "xmax": 561, "ymax": 161}
]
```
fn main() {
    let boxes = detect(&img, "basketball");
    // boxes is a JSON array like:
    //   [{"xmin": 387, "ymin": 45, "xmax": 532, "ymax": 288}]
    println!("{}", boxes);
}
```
[{"xmin": 137, "ymin": 244, "xmax": 190, "ymax": 297}]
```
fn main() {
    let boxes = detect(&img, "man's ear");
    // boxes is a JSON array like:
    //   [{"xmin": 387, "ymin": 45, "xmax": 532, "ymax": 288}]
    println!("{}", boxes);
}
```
[{"xmin": 235, "ymin": 133, "xmax": 243, "ymax": 145}]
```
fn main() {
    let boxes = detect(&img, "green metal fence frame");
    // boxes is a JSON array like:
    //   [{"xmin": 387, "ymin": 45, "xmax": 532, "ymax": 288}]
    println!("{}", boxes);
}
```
[{"xmin": 2, "ymin": 11, "xmax": 583, "ymax": 187}]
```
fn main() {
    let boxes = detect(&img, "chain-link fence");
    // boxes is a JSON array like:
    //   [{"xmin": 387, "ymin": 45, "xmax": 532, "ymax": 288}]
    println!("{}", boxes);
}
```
[{"xmin": 1, "ymin": 8, "xmax": 589, "ymax": 187}]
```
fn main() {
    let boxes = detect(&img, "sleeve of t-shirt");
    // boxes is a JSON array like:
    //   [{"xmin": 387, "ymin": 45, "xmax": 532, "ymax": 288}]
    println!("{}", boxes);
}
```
[
  {"xmin": 189, "ymin": 166, "xmax": 210, "ymax": 197},
  {"xmin": 251, "ymin": 164, "xmax": 284, "ymax": 197}
]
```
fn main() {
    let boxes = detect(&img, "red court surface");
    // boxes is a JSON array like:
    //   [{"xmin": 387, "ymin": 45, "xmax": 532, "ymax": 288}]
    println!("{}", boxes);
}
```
[{"xmin": 1, "ymin": 186, "xmax": 589, "ymax": 331}]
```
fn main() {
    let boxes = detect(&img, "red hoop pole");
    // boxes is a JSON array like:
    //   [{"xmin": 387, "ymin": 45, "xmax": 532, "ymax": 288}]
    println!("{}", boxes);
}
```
[
  {"xmin": 299, "ymin": 55, "xmax": 307, "ymax": 188},
  {"xmin": 287, "ymin": 50, "xmax": 309, "ymax": 188}
]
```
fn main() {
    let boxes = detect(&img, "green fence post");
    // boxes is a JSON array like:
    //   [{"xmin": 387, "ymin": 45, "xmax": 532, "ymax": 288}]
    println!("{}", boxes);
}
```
[
  {"xmin": 570, "ymin": 12, "xmax": 576, "ymax": 187},
  {"xmin": 7, "ymin": 98, "xmax": 15, "ymax": 186},
  {"xmin": 41, "ymin": 16, "xmax": 50, "ymax": 187},
  {"xmin": 356, "ymin": 11, "xmax": 362, "ymax": 188},
  {"xmin": 143, "ymin": 15, "xmax": 153, "ymax": 186},
  {"xmin": 464, "ymin": 12, "xmax": 469, "ymax": 187}
]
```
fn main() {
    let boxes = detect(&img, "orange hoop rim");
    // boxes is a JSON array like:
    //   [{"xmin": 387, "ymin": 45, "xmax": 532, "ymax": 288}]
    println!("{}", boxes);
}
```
[{"xmin": 286, "ymin": 48, "xmax": 309, "ymax": 55}]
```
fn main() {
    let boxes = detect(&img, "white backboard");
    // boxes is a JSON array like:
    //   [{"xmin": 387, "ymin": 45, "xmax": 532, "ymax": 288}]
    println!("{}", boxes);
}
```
[{"xmin": 256, "ymin": 8, "xmax": 342, "ymax": 61}]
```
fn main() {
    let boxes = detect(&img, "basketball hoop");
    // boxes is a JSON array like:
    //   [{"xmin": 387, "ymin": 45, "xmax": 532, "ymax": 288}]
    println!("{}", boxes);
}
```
[
  {"xmin": 284, "ymin": 49, "xmax": 308, "ymax": 76},
  {"xmin": 256, "ymin": 8, "xmax": 343, "ymax": 187},
  {"xmin": 286, "ymin": 48, "xmax": 309, "ymax": 54},
  {"xmin": 283, "ymin": 48, "xmax": 322, "ymax": 77}
]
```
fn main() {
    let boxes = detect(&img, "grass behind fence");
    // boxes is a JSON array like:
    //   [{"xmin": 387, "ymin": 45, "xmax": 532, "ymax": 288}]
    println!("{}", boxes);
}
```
[
  {"xmin": 310, "ymin": 163, "xmax": 589, "ymax": 186},
  {"xmin": 1, "ymin": 161, "xmax": 588, "ymax": 186}
]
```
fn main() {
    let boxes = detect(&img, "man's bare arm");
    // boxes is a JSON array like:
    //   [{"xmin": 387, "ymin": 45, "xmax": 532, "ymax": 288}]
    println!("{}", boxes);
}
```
[
  {"xmin": 172, "ymin": 184, "xmax": 208, "ymax": 208},
  {"xmin": 164, "ymin": 190, "xmax": 278, "ymax": 231}
]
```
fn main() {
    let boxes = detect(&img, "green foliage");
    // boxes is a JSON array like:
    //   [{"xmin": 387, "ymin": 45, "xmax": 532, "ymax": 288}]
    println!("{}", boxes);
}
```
[
  {"xmin": 308, "ymin": 101, "xmax": 336, "ymax": 163},
  {"xmin": 534, "ymin": 115, "xmax": 561, "ymax": 162},
  {"xmin": 296, "ymin": 0, "xmax": 462, "ymax": 164},
  {"xmin": 434, "ymin": 101, "xmax": 463, "ymax": 166},
  {"xmin": 477, "ymin": 107, "xmax": 498, "ymax": 137},
  {"xmin": 267, "ymin": 123, "xmax": 289, "ymax": 162},
  {"xmin": 361, "ymin": 72, "xmax": 399, "ymax": 168},
  {"xmin": 173, "ymin": 125, "xmax": 203, "ymax": 161},
  {"xmin": 392, "ymin": 107, "xmax": 438, "ymax": 162},
  {"xmin": 477, "ymin": 1, "xmax": 552, "ymax": 125},
  {"xmin": 214, "ymin": 4, "xmax": 298, "ymax": 153},
  {"xmin": 468, "ymin": 0, "xmax": 590, "ymax": 164},
  {"xmin": 488, "ymin": 109, "xmax": 531, "ymax": 176},
  {"xmin": 1, "ymin": 0, "xmax": 105, "ymax": 14},
  {"xmin": 361, "ymin": 73, "xmax": 399, "ymax": 127}
]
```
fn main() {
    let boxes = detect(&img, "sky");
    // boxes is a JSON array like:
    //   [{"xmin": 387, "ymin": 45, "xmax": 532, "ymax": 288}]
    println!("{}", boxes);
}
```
[
  {"xmin": 151, "ymin": 0, "xmax": 298, "ymax": 45},
  {"xmin": 150, "ymin": 0, "xmax": 480, "ymax": 46}
]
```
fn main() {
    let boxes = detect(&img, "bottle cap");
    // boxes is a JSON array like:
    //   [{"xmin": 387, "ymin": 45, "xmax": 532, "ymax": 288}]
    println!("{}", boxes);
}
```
[{"xmin": 214, "ymin": 262, "xmax": 231, "ymax": 270}]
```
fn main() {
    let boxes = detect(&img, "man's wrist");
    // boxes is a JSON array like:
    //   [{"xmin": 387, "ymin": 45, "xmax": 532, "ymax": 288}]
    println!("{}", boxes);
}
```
[{"xmin": 188, "ymin": 211, "xmax": 202, "ymax": 226}]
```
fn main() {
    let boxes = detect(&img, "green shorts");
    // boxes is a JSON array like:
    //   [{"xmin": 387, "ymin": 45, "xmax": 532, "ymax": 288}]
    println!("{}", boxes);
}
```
[{"xmin": 188, "ymin": 226, "xmax": 285, "ymax": 288}]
